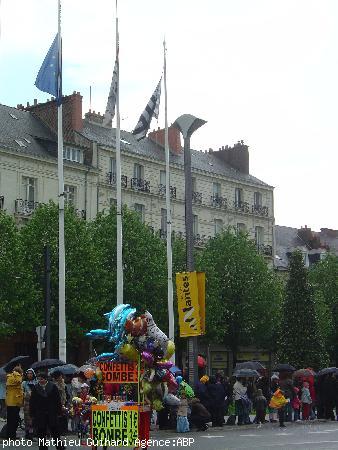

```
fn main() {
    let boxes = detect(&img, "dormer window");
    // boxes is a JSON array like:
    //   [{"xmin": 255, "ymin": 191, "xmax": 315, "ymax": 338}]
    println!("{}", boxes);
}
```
[{"xmin": 63, "ymin": 146, "xmax": 84, "ymax": 163}]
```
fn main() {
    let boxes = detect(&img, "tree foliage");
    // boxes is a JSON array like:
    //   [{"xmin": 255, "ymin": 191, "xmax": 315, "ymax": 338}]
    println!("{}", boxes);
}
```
[
  {"xmin": 196, "ymin": 229, "xmax": 282, "ymax": 359},
  {"xmin": 310, "ymin": 254, "xmax": 338, "ymax": 364},
  {"xmin": 277, "ymin": 251, "xmax": 329, "ymax": 369},
  {"xmin": 19, "ymin": 202, "xmax": 107, "ymax": 353},
  {"xmin": 0, "ymin": 212, "xmax": 36, "ymax": 336},
  {"xmin": 89, "ymin": 206, "xmax": 169, "ymax": 334}
]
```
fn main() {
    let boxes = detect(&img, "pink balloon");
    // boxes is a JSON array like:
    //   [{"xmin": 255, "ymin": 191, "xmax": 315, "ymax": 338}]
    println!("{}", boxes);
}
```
[{"xmin": 142, "ymin": 351, "xmax": 154, "ymax": 366}]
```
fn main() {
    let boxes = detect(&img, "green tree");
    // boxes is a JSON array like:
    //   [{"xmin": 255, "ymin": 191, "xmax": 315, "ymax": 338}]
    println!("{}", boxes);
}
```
[
  {"xmin": 196, "ymin": 229, "xmax": 281, "ymax": 361},
  {"xmin": 89, "ymin": 207, "xmax": 169, "ymax": 333},
  {"xmin": 310, "ymin": 254, "xmax": 338, "ymax": 364},
  {"xmin": 0, "ymin": 212, "xmax": 36, "ymax": 336},
  {"xmin": 277, "ymin": 251, "xmax": 329, "ymax": 369},
  {"xmin": 20, "ymin": 202, "xmax": 106, "ymax": 354}
]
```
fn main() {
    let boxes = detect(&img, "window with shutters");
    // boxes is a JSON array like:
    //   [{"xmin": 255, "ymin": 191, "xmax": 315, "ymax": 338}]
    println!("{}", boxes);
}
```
[
  {"xmin": 64, "ymin": 185, "xmax": 76, "ymax": 205},
  {"xmin": 214, "ymin": 219, "xmax": 223, "ymax": 235},
  {"xmin": 134, "ymin": 203, "xmax": 145, "ymax": 223},
  {"xmin": 22, "ymin": 177, "xmax": 36, "ymax": 203}
]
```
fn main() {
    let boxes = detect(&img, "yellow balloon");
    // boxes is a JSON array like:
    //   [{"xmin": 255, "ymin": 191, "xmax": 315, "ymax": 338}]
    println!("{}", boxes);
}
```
[
  {"xmin": 153, "ymin": 399, "xmax": 164, "ymax": 411},
  {"xmin": 142, "ymin": 381, "xmax": 152, "ymax": 394},
  {"xmin": 165, "ymin": 340, "xmax": 175, "ymax": 359},
  {"xmin": 95, "ymin": 368, "xmax": 103, "ymax": 381},
  {"xmin": 120, "ymin": 343, "xmax": 139, "ymax": 361}
]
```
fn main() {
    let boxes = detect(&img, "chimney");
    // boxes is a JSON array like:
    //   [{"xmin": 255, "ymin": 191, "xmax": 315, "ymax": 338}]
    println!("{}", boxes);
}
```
[
  {"xmin": 84, "ymin": 110, "xmax": 105, "ymax": 125},
  {"xmin": 213, "ymin": 141, "xmax": 249, "ymax": 174},
  {"xmin": 148, "ymin": 126, "xmax": 182, "ymax": 155},
  {"xmin": 25, "ymin": 92, "xmax": 83, "ymax": 142}
]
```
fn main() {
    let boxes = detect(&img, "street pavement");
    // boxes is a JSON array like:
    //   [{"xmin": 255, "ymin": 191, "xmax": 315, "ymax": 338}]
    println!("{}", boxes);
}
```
[{"xmin": 0, "ymin": 420, "xmax": 338, "ymax": 449}]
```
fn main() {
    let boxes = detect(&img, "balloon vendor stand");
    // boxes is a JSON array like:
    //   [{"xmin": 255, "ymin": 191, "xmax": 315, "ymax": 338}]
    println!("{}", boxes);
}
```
[
  {"xmin": 86, "ymin": 304, "xmax": 177, "ymax": 449},
  {"xmin": 91, "ymin": 358, "xmax": 150, "ymax": 449}
]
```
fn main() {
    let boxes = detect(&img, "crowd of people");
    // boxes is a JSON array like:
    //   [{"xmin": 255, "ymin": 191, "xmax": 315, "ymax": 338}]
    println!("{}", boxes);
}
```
[
  {"xmin": 1, "ymin": 365, "xmax": 99, "ymax": 450},
  {"xmin": 158, "ymin": 370, "xmax": 338, "ymax": 432},
  {"xmin": 1, "ymin": 363, "xmax": 338, "ymax": 447}
]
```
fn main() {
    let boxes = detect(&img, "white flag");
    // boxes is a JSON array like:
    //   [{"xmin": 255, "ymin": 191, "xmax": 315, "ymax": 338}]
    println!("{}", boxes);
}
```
[
  {"xmin": 132, "ymin": 78, "xmax": 162, "ymax": 141},
  {"xmin": 103, "ymin": 58, "xmax": 118, "ymax": 126}
]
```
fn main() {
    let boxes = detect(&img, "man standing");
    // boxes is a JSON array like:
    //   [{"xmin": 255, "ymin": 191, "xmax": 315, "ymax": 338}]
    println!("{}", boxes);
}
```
[
  {"xmin": 29, "ymin": 373, "xmax": 65, "ymax": 450},
  {"xmin": 5, "ymin": 366, "xmax": 23, "ymax": 439}
]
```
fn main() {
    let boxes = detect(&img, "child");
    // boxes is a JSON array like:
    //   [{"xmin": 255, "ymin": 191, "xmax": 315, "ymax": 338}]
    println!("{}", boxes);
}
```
[
  {"xmin": 301, "ymin": 381, "xmax": 312, "ymax": 420},
  {"xmin": 177, "ymin": 392, "xmax": 190, "ymax": 433},
  {"xmin": 291, "ymin": 387, "xmax": 301, "ymax": 421},
  {"xmin": 253, "ymin": 389, "xmax": 267, "ymax": 426}
]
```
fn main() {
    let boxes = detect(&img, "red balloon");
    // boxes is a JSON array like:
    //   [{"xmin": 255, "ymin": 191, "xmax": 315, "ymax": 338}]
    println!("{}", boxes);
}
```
[{"xmin": 198, "ymin": 356, "xmax": 206, "ymax": 368}]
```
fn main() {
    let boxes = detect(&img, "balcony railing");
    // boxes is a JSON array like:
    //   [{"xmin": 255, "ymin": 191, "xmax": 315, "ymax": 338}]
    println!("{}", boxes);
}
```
[
  {"xmin": 211, "ymin": 195, "xmax": 227, "ymax": 208},
  {"xmin": 194, "ymin": 234, "xmax": 209, "ymax": 247},
  {"xmin": 252, "ymin": 204, "xmax": 269, "ymax": 217},
  {"xmin": 192, "ymin": 191, "xmax": 202, "ymax": 204},
  {"xmin": 106, "ymin": 172, "xmax": 128, "ymax": 188},
  {"xmin": 256, "ymin": 244, "xmax": 273, "ymax": 256},
  {"xmin": 0, "ymin": 196, "xmax": 4, "ymax": 210},
  {"xmin": 15, "ymin": 199, "xmax": 40, "ymax": 215},
  {"xmin": 234, "ymin": 200, "xmax": 250, "ymax": 213},
  {"xmin": 158, "ymin": 184, "xmax": 177, "ymax": 199},
  {"xmin": 131, "ymin": 177, "xmax": 150, "ymax": 193}
]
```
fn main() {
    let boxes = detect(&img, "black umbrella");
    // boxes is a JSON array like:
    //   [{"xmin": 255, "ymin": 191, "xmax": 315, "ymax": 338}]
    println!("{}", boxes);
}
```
[
  {"xmin": 233, "ymin": 368, "xmax": 260, "ymax": 378},
  {"xmin": 317, "ymin": 367, "xmax": 338, "ymax": 377},
  {"xmin": 272, "ymin": 363, "xmax": 296, "ymax": 372},
  {"xmin": 234, "ymin": 361, "xmax": 266, "ymax": 371},
  {"xmin": 49, "ymin": 364, "xmax": 78, "ymax": 376},
  {"xmin": 3, "ymin": 355, "xmax": 31, "ymax": 373},
  {"xmin": 31, "ymin": 359, "xmax": 66, "ymax": 370}
]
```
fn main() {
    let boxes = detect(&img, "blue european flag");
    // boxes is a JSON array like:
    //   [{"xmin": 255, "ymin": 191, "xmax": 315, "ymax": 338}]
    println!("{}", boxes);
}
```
[{"xmin": 35, "ymin": 33, "xmax": 61, "ymax": 104}]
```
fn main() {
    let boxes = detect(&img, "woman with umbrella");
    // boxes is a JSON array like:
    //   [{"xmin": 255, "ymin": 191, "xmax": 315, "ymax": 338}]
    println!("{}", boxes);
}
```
[{"xmin": 22, "ymin": 369, "xmax": 37, "ymax": 439}]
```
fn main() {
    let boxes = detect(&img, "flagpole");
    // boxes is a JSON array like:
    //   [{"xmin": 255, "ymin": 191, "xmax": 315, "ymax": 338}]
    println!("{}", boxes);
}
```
[
  {"xmin": 115, "ymin": 0, "xmax": 123, "ymax": 304},
  {"xmin": 57, "ymin": 0, "xmax": 66, "ymax": 361},
  {"xmin": 163, "ymin": 40, "xmax": 174, "ymax": 362}
]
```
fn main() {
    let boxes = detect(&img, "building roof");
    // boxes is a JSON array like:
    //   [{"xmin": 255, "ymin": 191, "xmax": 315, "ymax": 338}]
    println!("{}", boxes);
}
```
[
  {"xmin": 274, "ymin": 225, "xmax": 338, "ymax": 269},
  {"xmin": 0, "ymin": 102, "xmax": 272, "ymax": 189},
  {"xmin": 80, "ymin": 120, "xmax": 272, "ymax": 188},
  {"xmin": 0, "ymin": 104, "xmax": 56, "ymax": 159}
]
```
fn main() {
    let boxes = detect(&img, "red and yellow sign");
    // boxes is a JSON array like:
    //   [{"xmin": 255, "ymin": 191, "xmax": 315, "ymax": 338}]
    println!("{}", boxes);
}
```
[
  {"xmin": 176, "ymin": 271, "xmax": 205, "ymax": 337},
  {"xmin": 98, "ymin": 361, "xmax": 138, "ymax": 383}
]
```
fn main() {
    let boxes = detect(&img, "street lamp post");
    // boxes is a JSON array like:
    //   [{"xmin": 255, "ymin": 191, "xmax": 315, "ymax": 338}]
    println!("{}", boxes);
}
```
[{"xmin": 173, "ymin": 114, "xmax": 206, "ymax": 387}]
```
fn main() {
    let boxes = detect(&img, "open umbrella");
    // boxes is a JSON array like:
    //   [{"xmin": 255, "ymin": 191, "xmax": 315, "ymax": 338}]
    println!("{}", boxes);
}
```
[
  {"xmin": 0, "ymin": 367, "xmax": 7, "ymax": 382},
  {"xmin": 293, "ymin": 368, "xmax": 315, "ymax": 378},
  {"xmin": 317, "ymin": 367, "xmax": 338, "ymax": 377},
  {"xmin": 234, "ymin": 361, "xmax": 266, "ymax": 371},
  {"xmin": 3, "ymin": 356, "xmax": 31, "ymax": 373},
  {"xmin": 49, "ymin": 364, "xmax": 78, "ymax": 376},
  {"xmin": 31, "ymin": 359, "xmax": 66, "ymax": 370},
  {"xmin": 76, "ymin": 364, "xmax": 95, "ymax": 374},
  {"xmin": 272, "ymin": 363, "xmax": 296, "ymax": 372},
  {"xmin": 233, "ymin": 368, "xmax": 260, "ymax": 378}
]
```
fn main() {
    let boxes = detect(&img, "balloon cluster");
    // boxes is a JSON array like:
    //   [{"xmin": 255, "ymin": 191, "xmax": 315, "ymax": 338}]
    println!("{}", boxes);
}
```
[{"xmin": 86, "ymin": 304, "xmax": 178, "ymax": 411}]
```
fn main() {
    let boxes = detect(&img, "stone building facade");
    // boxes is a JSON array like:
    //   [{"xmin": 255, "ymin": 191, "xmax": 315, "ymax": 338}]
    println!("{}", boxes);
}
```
[{"xmin": 0, "ymin": 92, "xmax": 274, "ymax": 258}]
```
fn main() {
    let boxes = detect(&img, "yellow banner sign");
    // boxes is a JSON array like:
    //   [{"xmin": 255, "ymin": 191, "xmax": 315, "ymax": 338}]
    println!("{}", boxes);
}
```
[
  {"xmin": 91, "ymin": 406, "xmax": 138, "ymax": 447},
  {"xmin": 176, "ymin": 271, "xmax": 205, "ymax": 337}
]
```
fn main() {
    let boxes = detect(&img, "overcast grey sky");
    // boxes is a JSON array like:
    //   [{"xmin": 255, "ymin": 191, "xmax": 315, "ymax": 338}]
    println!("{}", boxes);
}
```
[{"xmin": 0, "ymin": 0, "xmax": 337, "ymax": 231}]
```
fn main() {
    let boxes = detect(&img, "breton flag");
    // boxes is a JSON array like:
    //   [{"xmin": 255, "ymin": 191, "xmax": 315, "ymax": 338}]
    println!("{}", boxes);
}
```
[
  {"xmin": 132, "ymin": 78, "xmax": 162, "ymax": 141},
  {"xmin": 35, "ymin": 33, "xmax": 62, "ymax": 105},
  {"xmin": 103, "ymin": 57, "xmax": 118, "ymax": 126}
]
